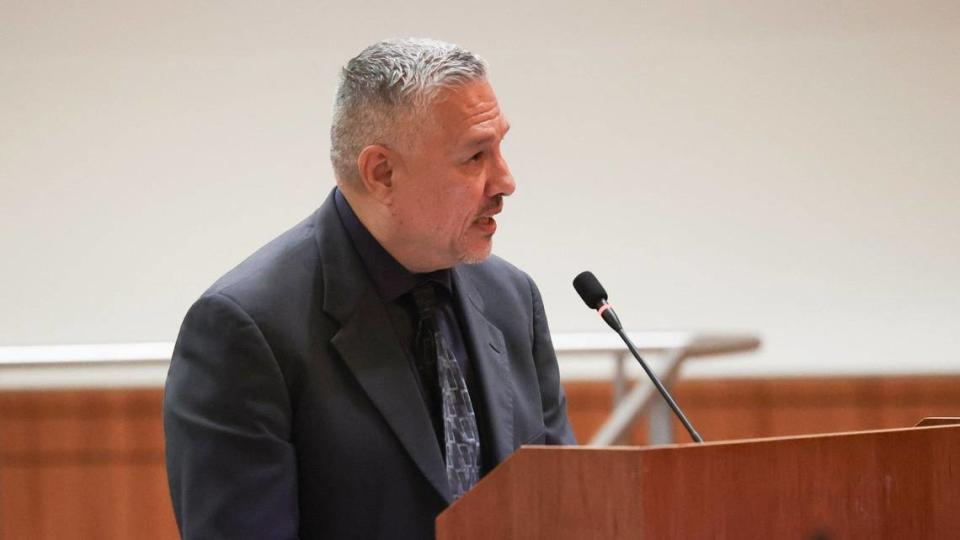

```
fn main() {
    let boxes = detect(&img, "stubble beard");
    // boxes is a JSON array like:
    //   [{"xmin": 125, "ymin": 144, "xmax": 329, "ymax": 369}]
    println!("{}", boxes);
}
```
[{"xmin": 459, "ymin": 238, "xmax": 493, "ymax": 265}]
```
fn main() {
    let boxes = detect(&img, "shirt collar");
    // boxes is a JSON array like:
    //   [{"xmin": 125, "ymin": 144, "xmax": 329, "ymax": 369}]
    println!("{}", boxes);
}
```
[{"xmin": 334, "ymin": 187, "xmax": 452, "ymax": 302}]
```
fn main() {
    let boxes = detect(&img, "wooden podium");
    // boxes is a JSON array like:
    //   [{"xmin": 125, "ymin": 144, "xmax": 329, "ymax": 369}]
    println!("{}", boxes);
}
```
[{"xmin": 436, "ymin": 423, "xmax": 960, "ymax": 538}]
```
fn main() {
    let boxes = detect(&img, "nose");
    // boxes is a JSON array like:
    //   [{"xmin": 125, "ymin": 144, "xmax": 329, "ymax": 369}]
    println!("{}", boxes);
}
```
[{"xmin": 486, "ymin": 152, "xmax": 516, "ymax": 197}]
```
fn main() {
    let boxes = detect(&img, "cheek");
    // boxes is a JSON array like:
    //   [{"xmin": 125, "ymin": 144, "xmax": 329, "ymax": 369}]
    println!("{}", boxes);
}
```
[
  {"xmin": 446, "ymin": 187, "xmax": 481, "ymax": 230},
  {"xmin": 419, "ymin": 179, "xmax": 464, "ymax": 217},
  {"xmin": 401, "ymin": 167, "xmax": 485, "ymax": 234}
]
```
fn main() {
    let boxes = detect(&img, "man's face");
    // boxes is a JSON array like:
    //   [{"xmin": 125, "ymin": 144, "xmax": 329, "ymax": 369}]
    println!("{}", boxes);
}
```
[{"xmin": 388, "ymin": 79, "xmax": 515, "ymax": 272}]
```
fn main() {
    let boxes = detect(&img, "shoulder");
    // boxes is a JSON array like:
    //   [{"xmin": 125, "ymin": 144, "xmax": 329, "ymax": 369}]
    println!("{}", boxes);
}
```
[
  {"xmin": 203, "ymin": 208, "xmax": 323, "ymax": 315},
  {"xmin": 176, "ymin": 200, "xmax": 349, "ymax": 381},
  {"xmin": 186, "ymin": 194, "xmax": 351, "ymax": 351}
]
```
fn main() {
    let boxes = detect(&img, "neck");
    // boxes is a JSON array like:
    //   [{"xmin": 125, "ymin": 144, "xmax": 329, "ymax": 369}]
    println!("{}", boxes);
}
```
[{"xmin": 339, "ymin": 185, "xmax": 446, "ymax": 274}]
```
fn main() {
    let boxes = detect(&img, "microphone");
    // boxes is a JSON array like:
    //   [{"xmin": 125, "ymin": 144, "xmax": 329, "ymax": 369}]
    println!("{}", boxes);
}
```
[
  {"xmin": 573, "ymin": 271, "xmax": 703, "ymax": 443},
  {"xmin": 572, "ymin": 272, "xmax": 623, "ymax": 331}
]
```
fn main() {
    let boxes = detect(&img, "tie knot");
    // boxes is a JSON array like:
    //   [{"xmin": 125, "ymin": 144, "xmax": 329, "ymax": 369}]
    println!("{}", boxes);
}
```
[{"xmin": 410, "ymin": 282, "xmax": 438, "ymax": 321}]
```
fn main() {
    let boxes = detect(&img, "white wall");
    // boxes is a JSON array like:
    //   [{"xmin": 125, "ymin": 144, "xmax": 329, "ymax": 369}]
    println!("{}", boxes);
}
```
[{"xmin": 2, "ymin": 1, "xmax": 958, "ymax": 373}]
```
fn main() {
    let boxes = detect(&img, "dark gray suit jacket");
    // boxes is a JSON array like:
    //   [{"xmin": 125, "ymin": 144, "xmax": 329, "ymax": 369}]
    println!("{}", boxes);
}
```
[{"xmin": 163, "ymin": 190, "xmax": 575, "ymax": 539}]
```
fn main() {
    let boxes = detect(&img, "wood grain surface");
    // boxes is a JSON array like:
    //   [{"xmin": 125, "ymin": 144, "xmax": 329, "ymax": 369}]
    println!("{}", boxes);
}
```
[
  {"xmin": 437, "ymin": 425, "xmax": 960, "ymax": 539},
  {"xmin": 1, "ymin": 376, "xmax": 958, "ymax": 538}
]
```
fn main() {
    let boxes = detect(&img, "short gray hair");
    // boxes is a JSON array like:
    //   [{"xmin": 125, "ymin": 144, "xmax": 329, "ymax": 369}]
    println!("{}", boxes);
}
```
[{"xmin": 330, "ymin": 38, "xmax": 488, "ymax": 185}]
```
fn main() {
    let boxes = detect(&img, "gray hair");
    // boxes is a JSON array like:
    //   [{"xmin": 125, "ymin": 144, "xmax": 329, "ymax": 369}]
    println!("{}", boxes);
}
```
[{"xmin": 330, "ymin": 38, "xmax": 488, "ymax": 185}]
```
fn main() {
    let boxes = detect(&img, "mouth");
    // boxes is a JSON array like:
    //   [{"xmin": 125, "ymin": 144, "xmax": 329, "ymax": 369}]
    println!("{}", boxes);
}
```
[
  {"xmin": 473, "ymin": 197, "xmax": 504, "ymax": 232},
  {"xmin": 476, "ymin": 202, "xmax": 503, "ymax": 221},
  {"xmin": 473, "ymin": 208, "xmax": 501, "ymax": 233}
]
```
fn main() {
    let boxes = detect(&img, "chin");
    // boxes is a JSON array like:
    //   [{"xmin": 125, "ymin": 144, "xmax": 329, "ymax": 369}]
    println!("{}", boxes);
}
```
[{"xmin": 459, "ymin": 243, "xmax": 493, "ymax": 265}]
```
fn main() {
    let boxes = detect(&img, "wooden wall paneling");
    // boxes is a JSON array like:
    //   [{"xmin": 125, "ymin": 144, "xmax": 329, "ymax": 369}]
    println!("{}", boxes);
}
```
[
  {"xmin": 560, "ymin": 381, "xmax": 615, "ymax": 444},
  {"xmin": 2, "ymin": 462, "xmax": 175, "ymax": 540},
  {"xmin": 666, "ymin": 378, "xmax": 769, "ymax": 442},
  {"xmin": 2, "ymin": 376, "xmax": 960, "ymax": 538},
  {"xmin": 0, "ymin": 390, "xmax": 176, "ymax": 540},
  {"xmin": 563, "ymin": 376, "xmax": 960, "ymax": 446}
]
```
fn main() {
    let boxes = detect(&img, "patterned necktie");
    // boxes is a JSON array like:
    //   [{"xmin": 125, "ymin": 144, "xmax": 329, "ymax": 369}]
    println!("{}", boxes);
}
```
[{"xmin": 411, "ymin": 283, "xmax": 481, "ymax": 500}]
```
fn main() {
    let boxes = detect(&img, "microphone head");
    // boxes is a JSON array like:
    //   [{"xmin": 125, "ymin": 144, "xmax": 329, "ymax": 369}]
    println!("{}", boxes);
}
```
[{"xmin": 573, "ymin": 271, "xmax": 608, "ymax": 310}]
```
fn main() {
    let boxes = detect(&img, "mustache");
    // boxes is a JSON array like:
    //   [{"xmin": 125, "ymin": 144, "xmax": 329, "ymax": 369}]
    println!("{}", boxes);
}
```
[{"xmin": 477, "ymin": 196, "xmax": 504, "ymax": 217}]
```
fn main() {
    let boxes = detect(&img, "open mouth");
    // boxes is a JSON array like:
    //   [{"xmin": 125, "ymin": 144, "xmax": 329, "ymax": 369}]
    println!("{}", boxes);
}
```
[{"xmin": 473, "ymin": 215, "xmax": 498, "ymax": 233}]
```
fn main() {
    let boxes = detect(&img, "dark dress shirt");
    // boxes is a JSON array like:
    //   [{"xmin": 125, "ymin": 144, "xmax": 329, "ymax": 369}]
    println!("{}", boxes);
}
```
[{"xmin": 333, "ymin": 189, "xmax": 489, "ymax": 466}]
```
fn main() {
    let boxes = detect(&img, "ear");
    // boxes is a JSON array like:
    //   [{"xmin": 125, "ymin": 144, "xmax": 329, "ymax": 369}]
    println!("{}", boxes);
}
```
[{"xmin": 356, "ymin": 144, "xmax": 396, "ymax": 203}]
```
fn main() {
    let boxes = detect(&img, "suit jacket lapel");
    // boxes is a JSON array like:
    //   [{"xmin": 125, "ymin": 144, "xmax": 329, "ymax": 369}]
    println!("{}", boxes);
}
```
[
  {"xmin": 330, "ymin": 293, "xmax": 451, "ymax": 503},
  {"xmin": 314, "ymin": 193, "xmax": 451, "ymax": 504},
  {"xmin": 452, "ymin": 267, "xmax": 515, "ymax": 466}
]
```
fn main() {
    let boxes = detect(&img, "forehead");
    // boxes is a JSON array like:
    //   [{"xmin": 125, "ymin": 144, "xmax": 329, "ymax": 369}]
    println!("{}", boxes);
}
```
[{"xmin": 429, "ymin": 80, "xmax": 509, "ymax": 138}]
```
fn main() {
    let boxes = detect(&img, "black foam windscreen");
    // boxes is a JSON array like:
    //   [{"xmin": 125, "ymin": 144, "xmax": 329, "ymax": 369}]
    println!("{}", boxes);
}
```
[{"xmin": 572, "ymin": 271, "xmax": 608, "ymax": 310}]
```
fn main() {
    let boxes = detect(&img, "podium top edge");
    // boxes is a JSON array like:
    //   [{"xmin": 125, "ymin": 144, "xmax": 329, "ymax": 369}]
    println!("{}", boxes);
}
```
[{"xmin": 521, "ymin": 423, "xmax": 960, "ymax": 453}]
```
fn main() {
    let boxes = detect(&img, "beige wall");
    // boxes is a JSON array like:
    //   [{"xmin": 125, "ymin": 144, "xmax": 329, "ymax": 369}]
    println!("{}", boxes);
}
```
[{"xmin": 2, "ymin": 1, "xmax": 958, "ymax": 374}]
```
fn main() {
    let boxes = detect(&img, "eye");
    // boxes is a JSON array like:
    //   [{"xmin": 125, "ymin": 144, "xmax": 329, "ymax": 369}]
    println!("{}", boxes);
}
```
[{"xmin": 469, "ymin": 152, "xmax": 483, "ymax": 162}]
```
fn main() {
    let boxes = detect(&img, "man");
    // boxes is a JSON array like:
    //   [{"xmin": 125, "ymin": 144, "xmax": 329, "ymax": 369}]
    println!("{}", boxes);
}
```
[{"xmin": 164, "ymin": 38, "xmax": 575, "ymax": 539}]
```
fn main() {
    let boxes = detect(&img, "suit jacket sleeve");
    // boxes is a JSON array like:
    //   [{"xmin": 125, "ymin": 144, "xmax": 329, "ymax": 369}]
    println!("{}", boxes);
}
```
[
  {"xmin": 163, "ymin": 292, "xmax": 299, "ymax": 539},
  {"xmin": 527, "ymin": 274, "xmax": 578, "ymax": 445}
]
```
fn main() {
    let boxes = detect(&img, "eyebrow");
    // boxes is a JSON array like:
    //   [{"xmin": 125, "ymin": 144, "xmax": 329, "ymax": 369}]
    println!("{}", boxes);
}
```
[{"xmin": 465, "ymin": 123, "xmax": 511, "ymax": 148}]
